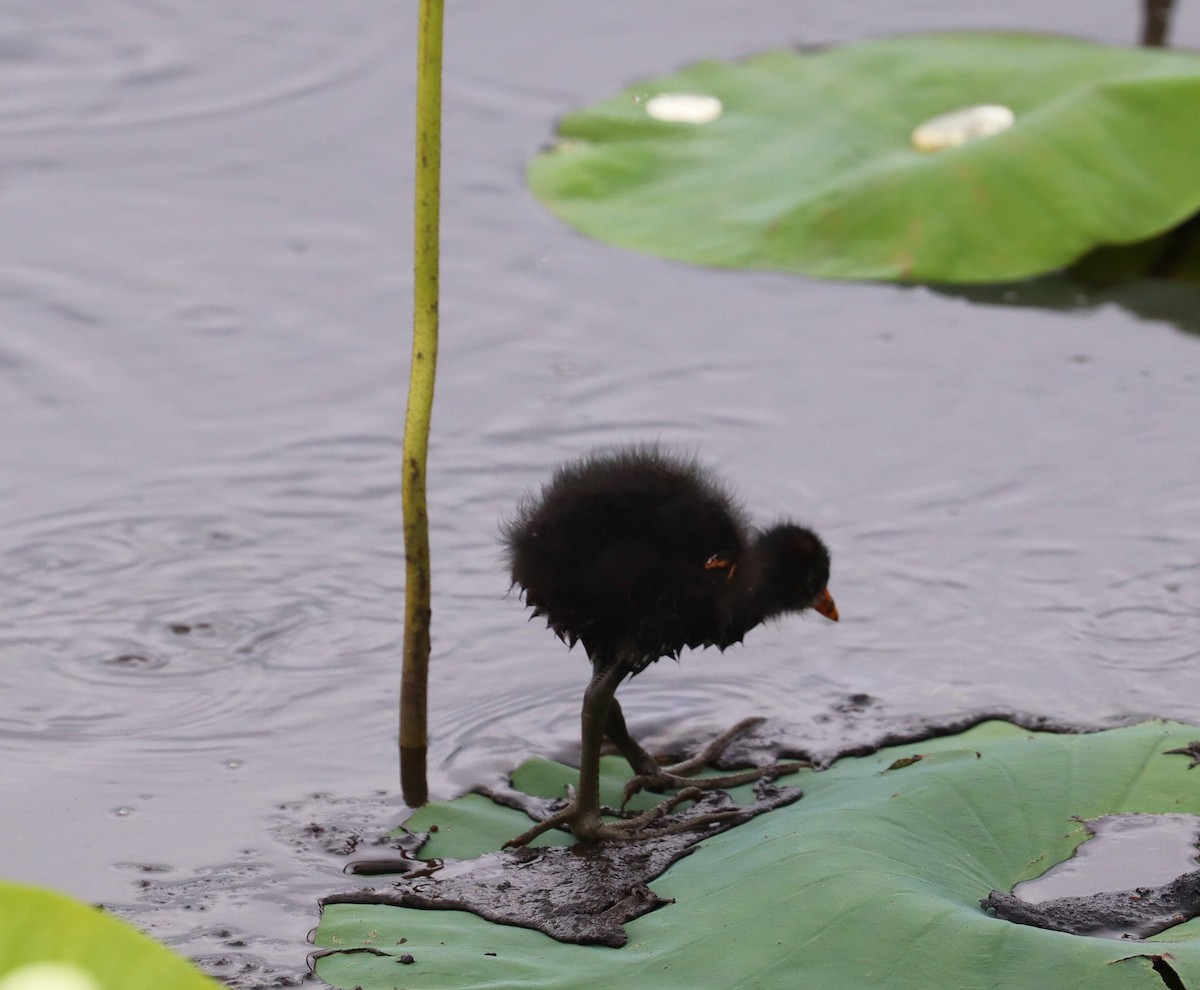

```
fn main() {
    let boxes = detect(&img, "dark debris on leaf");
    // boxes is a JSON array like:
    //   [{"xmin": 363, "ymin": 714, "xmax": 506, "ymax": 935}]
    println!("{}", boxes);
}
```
[
  {"xmin": 982, "ymin": 870, "xmax": 1200, "ymax": 939},
  {"xmin": 766, "ymin": 706, "xmax": 1116, "ymax": 771},
  {"xmin": 322, "ymin": 785, "xmax": 800, "ymax": 948},
  {"xmin": 884, "ymin": 754, "xmax": 925, "ymax": 772}
]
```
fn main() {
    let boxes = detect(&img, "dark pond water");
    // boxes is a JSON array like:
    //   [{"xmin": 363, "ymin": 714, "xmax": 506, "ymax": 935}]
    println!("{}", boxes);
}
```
[{"xmin": 3, "ymin": 1, "xmax": 1200, "ymax": 985}]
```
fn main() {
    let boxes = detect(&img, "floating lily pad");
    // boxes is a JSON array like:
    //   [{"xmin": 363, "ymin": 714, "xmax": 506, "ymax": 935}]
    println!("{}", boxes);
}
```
[
  {"xmin": 528, "ymin": 33, "xmax": 1200, "ymax": 283},
  {"xmin": 316, "ymin": 720, "xmax": 1200, "ymax": 989},
  {"xmin": 0, "ymin": 882, "xmax": 221, "ymax": 990}
]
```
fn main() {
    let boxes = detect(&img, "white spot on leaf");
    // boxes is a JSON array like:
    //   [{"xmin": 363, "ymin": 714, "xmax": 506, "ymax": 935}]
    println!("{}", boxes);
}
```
[
  {"xmin": 911, "ymin": 104, "xmax": 1015, "ymax": 152},
  {"xmin": 644, "ymin": 92, "xmax": 723, "ymax": 124}
]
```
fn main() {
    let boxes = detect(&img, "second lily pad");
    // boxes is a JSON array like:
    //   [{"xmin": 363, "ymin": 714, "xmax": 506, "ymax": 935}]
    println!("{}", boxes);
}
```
[{"xmin": 528, "ymin": 32, "xmax": 1200, "ymax": 283}]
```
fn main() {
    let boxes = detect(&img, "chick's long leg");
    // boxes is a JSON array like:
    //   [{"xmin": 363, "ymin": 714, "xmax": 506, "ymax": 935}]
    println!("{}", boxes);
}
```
[
  {"xmin": 504, "ymin": 658, "xmax": 622, "ymax": 848},
  {"xmin": 505, "ymin": 660, "xmax": 753, "ymax": 847}
]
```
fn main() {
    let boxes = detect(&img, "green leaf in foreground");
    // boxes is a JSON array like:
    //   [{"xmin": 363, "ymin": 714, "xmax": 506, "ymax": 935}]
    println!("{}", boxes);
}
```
[
  {"xmin": 528, "ymin": 32, "xmax": 1200, "ymax": 284},
  {"xmin": 317, "ymin": 720, "xmax": 1200, "ymax": 989},
  {"xmin": 0, "ymin": 882, "xmax": 221, "ymax": 990}
]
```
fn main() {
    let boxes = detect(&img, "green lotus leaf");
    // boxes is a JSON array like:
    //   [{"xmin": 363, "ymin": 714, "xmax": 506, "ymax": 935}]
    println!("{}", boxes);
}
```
[
  {"xmin": 316, "ymin": 720, "xmax": 1200, "ymax": 989},
  {"xmin": 528, "ymin": 33, "xmax": 1200, "ymax": 283},
  {"xmin": 0, "ymin": 882, "xmax": 221, "ymax": 990}
]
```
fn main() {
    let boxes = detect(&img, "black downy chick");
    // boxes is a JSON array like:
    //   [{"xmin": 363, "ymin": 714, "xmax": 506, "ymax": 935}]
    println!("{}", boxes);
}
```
[{"xmin": 503, "ymin": 445, "xmax": 837, "ymax": 845}]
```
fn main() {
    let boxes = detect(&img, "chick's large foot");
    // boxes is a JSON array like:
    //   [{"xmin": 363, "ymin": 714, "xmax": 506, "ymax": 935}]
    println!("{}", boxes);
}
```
[
  {"xmin": 620, "ymin": 717, "xmax": 808, "ymax": 808},
  {"xmin": 1166, "ymin": 741, "xmax": 1200, "ymax": 768},
  {"xmin": 503, "ymin": 787, "xmax": 748, "ymax": 849}
]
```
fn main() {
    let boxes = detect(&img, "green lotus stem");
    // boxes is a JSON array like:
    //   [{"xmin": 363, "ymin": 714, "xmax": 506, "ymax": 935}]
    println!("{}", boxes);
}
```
[{"xmin": 400, "ymin": 0, "xmax": 444, "ymax": 808}]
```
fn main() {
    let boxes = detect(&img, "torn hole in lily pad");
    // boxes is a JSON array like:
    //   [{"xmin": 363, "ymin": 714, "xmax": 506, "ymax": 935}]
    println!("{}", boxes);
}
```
[{"xmin": 983, "ymin": 814, "xmax": 1200, "ymax": 939}]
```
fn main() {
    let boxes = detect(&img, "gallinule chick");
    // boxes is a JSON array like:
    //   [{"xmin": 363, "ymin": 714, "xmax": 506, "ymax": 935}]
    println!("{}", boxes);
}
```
[{"xmin": 502, "ymin": 445, "xmax": 837, "ymax": 845}]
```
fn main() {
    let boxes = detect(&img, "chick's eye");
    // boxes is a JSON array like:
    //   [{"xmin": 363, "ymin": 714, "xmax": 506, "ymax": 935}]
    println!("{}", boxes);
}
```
[{"xmin": 704, "ymin": 554, "xmax": 737, "ymax": 579}]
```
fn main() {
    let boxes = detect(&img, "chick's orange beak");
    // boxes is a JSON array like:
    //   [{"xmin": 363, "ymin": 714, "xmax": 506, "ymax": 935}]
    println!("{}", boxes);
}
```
[{"xmin": 813, "ymin": 587, "xmax": 839, "ymax": 622}]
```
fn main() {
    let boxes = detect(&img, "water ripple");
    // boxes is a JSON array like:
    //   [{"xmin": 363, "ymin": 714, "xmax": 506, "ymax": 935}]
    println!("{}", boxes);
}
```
[
  {"xmin": 0, "ymin": 436, "xmax": 407, "ymax": 753},
  {"xmin": 0, "ymin": 0, "xmax": 398, "ymax": 134}
]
